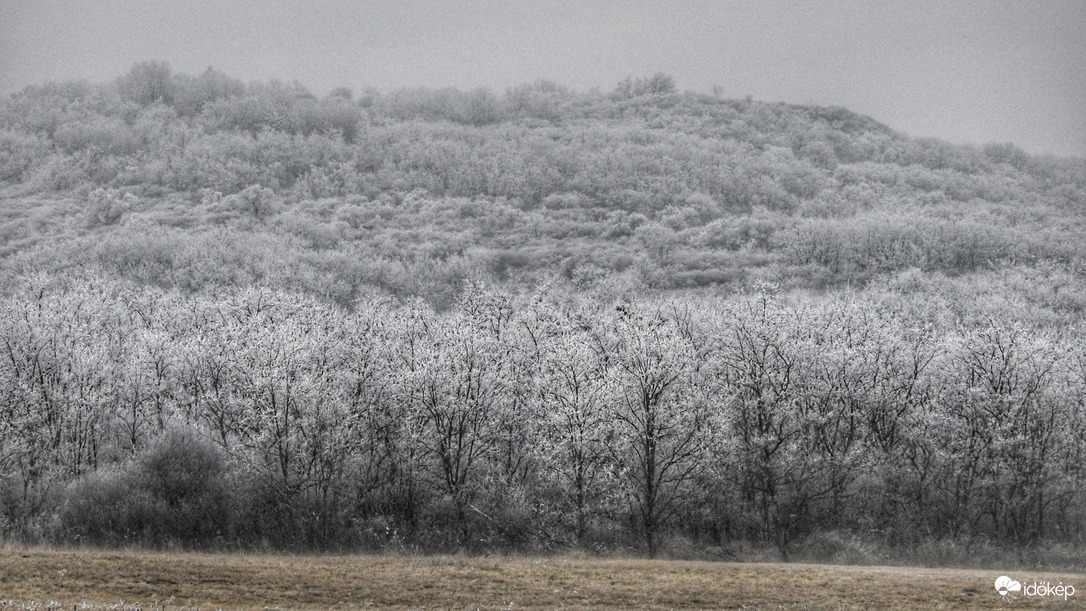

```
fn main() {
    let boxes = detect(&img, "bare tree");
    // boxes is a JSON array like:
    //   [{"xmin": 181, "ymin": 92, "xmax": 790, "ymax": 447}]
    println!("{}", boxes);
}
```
[{"xmin": 604, "ymin": 301, "xmax": 712, "ymax": 558}]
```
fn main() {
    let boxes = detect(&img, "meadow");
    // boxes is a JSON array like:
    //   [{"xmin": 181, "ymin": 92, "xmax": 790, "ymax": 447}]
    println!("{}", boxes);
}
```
[{"xmin": 2, "ymin": 546, "xmax": 1083, "ymax": 609}]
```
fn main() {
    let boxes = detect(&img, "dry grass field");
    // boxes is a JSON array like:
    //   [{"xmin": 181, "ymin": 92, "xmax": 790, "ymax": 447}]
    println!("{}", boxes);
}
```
[{"xmin": 0, "ymin": 546, "xmax": 1083, "ymax": 610}]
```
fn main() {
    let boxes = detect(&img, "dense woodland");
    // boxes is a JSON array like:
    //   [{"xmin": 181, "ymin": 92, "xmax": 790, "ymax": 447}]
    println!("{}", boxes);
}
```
[{"xmin": 1, "ymin": 62, "xmax": 1085, "ymax": 562}]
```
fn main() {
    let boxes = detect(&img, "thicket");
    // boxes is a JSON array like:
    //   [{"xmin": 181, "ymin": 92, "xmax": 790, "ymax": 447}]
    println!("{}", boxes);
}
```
[
  {"xmin": 0, "ymin": 64, "xmax": 1085, "ymax": 563},
  {"xmin": 0, "ymin": 275, "xmax": 1083, "ymax": 562}
]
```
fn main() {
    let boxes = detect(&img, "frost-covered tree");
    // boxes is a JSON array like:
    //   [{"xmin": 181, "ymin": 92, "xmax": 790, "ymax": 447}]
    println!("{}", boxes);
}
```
[{"xmin": 603, "ymin": 300, "xmax": 713, "ymax": 558}]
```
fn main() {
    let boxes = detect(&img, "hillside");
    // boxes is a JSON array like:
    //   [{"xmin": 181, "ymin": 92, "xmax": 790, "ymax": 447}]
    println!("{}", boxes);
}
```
[
  {"xmin": 0, "ymin": 64, "xmax": 1085, "ymax": 561},
  {"xmin": 2, "ymin": 64, "xmax": 1084, "ymax": 306}
]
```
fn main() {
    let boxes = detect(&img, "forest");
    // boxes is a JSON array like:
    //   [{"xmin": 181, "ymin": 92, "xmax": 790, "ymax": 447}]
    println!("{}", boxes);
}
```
[{"xmin": 0, "ymin": 62, "xmax": 1085, "ymax": 562}]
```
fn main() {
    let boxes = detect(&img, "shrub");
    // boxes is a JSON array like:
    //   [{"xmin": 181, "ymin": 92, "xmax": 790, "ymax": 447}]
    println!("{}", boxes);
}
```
[
  {"xmin": 0, "ymin": 129, "xmax": 49, "ymax": 183},
  {"xmin": 226, "ymin": 184, "xmax": 277, "ymax": 218},
  {"xmin": 59, "ymin": 467, "xmax": 161, "ymax": 545},
  {"xmin": 58, "ymin": 428, "xmax": 233, "ymax": 546},
  {"xmin": 613, "ymin": 73, "xmax": 676, "ymax": 99},
  {"xmin": 86, "ymin": 188, "xmax": 137, "ymax": 227}
]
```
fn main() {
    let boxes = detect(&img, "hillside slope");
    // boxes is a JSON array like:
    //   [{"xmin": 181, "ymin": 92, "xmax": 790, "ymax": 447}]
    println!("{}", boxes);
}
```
[{"xmin": 1, "ymin": 64, "xmax": 1084, "ymax": 307}]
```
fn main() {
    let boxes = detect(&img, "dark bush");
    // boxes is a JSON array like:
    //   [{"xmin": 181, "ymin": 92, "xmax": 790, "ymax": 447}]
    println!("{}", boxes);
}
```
[{"xmin": 58, "ymin": 428, "xmax": 232, "ymax": 546}]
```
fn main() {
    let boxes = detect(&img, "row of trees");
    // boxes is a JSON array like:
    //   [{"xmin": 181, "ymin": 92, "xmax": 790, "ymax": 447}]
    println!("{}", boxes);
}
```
[{"xmin": 2, "ymin": 274, "xmax": 1084, "ymax": 557}]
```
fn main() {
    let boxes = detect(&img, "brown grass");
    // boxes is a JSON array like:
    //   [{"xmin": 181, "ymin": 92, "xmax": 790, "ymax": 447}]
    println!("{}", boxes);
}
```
[{"xmin": 0, "ymin": 545, "xmax": 1083, "ymax": 610}]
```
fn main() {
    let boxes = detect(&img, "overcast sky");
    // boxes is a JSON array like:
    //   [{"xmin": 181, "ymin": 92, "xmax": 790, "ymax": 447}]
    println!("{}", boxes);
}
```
[{"xmin": 1, "ymin": 0, "xmax": 1084, "ymax": 157}]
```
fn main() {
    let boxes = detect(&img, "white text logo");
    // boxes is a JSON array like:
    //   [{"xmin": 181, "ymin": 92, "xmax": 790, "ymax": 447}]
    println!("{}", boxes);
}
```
[{"xmin": 996, "ymin": 575, "xmax": 1075, "ymax": 600}]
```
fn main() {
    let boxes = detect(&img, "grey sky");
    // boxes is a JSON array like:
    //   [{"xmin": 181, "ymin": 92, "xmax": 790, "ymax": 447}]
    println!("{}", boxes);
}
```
[{"xmin": 2, "ymin": 0, "xmax": 1084, "ymax": 157}]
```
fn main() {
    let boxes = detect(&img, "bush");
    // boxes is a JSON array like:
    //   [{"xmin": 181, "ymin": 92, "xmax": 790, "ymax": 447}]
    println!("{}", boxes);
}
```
[
  {"xmin": 0, "ymin": 129, "xmax": 51, "ymax": 183},
  {"xmin": 86, "ymin": 188, "xmax": 137, "ymax": 227},
  {"xmin": 226, "ymin": 184, "xmax": 277, "ymax": 218},
  {"xmin": 58, "ymin": 428, "xmax": 233, "ymax": 546},
  {"xmin": 59, "ymin": 467, "xmax": 160, "ymax": 545}
]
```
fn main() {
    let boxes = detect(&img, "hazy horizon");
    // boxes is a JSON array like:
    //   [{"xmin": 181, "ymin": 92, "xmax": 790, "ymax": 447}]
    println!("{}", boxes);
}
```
[{"xmin": 2, "ymin": 0, "xmax": 1084, "ymax": 158}]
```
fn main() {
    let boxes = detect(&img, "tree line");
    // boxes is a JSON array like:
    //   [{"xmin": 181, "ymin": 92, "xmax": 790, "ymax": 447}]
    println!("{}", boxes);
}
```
[{"xmin": 2, "ymin": 274, "xmax": 1083, "ymax": 559}]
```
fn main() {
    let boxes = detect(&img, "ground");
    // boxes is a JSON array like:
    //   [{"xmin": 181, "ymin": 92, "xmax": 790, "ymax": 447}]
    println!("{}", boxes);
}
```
[{"xmin": 0, "ymin": 546, "xmax": 1082, "ymax": 609}]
